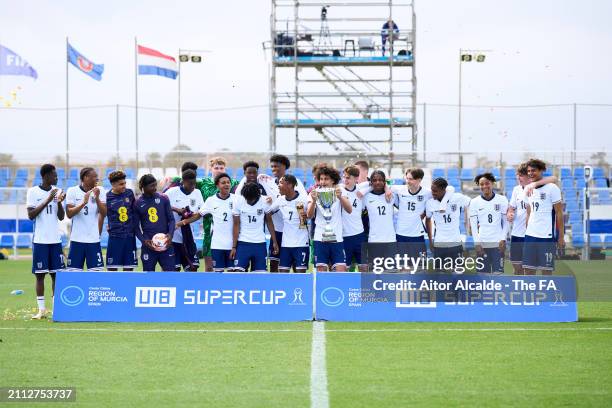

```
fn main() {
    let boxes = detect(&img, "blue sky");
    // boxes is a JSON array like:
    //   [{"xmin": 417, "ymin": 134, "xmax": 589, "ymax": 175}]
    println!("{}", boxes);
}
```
[{"xmin": 0, "ymin": 0, "xmax": 611, "ymax": 164}]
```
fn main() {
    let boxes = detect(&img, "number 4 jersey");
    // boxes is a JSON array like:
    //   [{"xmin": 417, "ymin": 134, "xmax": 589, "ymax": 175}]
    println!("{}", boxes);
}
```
[{"xmin": 106, "ymin": 189, "xmax": 136, "ymax": 238}]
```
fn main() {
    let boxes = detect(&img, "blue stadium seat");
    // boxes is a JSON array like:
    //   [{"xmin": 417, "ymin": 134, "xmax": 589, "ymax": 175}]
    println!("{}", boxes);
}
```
[
  {"xmin": 0, "ymin": 167, "xmax": 9, "ymax": 179},
  {"xmin": 56, "ymin": 168, "xmax": 65, "ymax": 179},
  {"xmin": 0, "ymin": 234, "xmax": 15, "ymax": 248},
  {"xmin": 559, "ymin": 167, "xmax": 571, "ymax": 179},
  {"xmin": 604, "ymin": 234, "xmax": 612, "ymax": 249},
  {"xmin": 17, "ymin": 219, "xmax": 34, "ymax": 232},
  {"xmin": 124, "ymin": 168, "xmax": 135, "ymax": 179},
  {"xmin": 225, "ymin": 167, "xmax": 235, "ymax": 178},
  {"xmin": 593, "ymin": 167, "xmax": 605, "ymax": 179},
  {"xmin": 590, "ymin": 234, "xmax": 603, "ymax": 248},
  {"xmin": 459, "ymin": 168, "xmax": 473, "ymax": 181},
  {"xmin": 568, "ymin": 212, "xmax": 582, "ymax": 224},
  {"xmin": 432, "ymin": 168, "xmax": 445, "ymax": 179},
  {"xmin": 100, "ymin": 234, "xmax": 109, "ymax": 249},
  {"xmin": 573, "ymin": 167, "xmax": 584, "ymax": 180},
  {"xmin": 196, "ymin": 168, "xmax": 205, "ymax": 178},
  {"xmin": 599, "ymin": 190, "xmax": 612, "ymax": 204},
  {"xmin": 463, "ymin": 236, "xmax": 474, "ymax": 250},
  {"xmin": 572, "ymin": 234, "xmax": 584, "ymax": 248},
  {"xmin": 16, "ymin": 234, "xmax": 32, "ymax": 248},
  {"xmin": 393, "ymin": 178, "xmax": 403, "ymax": 185},
  {"xmin": 447, "ymin": 168, "xmax": 459, "ymax": 179},
  {"xmin": 69, "ymin": 168, "xmax": 79, "ymax": 179},
  {"xmin": 292, "ymin": 168, "xmax": 304, "ymax": 179},
  {"xmin": 0, "ymin": 179, "xmax": 8, "ymax": 188},
  {"xmin": 448, "ymin": 178, "xmax": 461, "ymax": 191},
  {"xmin": 561, "ymin": 179, "xmax": 574, "ymax": 189},
  {"xmin": 491, "ymin": 168, "xmax": 501, "ymax": 179},
  {"xmin": 0, "ymin": 219, "xmax": 17, "ymax": 233},
  {"xmin": 12, "ymin": 178, "xmax": 27, "ymax": 188},
  {"xmin": 594, "ymin": 179, "xmax": 607, "ymax": 188},
  {"xmin": 565, "ymin": 201, "xmax": 579, "ymax": 213},
  {"xmin": 235, "ymin": 168, "xmax": 244, "ymax": 180},
  {"xmin": 15, "ymin": 168, "xmax": 28, "ymax": 179},
  {"xmin": 66, "ymin": 178, "xmax": 79, "ymax": 188},
  {"xmin": 504, "ymin": 167, "xmax": 515, "ymax": 180},
  {"xmin": 265, "ymin": 168, "xmax": 273, "ymax": 176}
]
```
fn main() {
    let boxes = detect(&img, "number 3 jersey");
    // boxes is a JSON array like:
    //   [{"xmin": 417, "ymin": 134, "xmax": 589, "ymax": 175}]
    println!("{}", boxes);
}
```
[
  {"xmin": 134, "ymin": 192, "xmax": 175, "ymax": 242},
  {"xmin": 426, "ymin": 193, "xmax": 471, "ymax": 247},
  {"xmin": 106, "ymin": 189, "xmax": 136, "ymax": 238},
  {"xmin": 525, "ymin": 183, "xmax": 562, "ymax": 239},
  {"xmin": 65, "ymin": 185, "xmax": 106, "ymax": 243}
]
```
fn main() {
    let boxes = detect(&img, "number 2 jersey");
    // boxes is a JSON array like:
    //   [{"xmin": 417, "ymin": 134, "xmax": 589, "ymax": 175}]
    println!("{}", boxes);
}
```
[
  {"xmin": 106, "ymin": 189, "xmax": 136, "ymax": 238},
  {"xmin": 133, "ymin": 192, "xmax": 175, "ymax": 242}
]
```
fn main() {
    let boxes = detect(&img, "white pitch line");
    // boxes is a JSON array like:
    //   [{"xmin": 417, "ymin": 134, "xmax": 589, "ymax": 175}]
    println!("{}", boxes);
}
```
[
  {"xmin": 310, "ymin": 321, "xmax": 330, "ymax": 408},
  {"xmin": 0, "ymin": 326, "xmax": 611, "ymax": 334}
]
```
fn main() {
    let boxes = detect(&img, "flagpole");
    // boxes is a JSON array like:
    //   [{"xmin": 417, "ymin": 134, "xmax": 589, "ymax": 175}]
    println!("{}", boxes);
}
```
[
  {"xmin": 65, "ymin": 37, "xmax": 70, "ymax": 181},
  {"xmin": 134, "ymin": 37, "xmax": 139, "ymax": 172}
]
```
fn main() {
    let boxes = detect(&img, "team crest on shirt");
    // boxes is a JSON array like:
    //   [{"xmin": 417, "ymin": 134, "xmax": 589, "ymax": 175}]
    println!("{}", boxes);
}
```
[
  {"xmin": 229, "ymin": 203, "xmax": 233, "ymax": 209},
  {"xmin": 540, "ymin": 193, "xmax": 546, "ymax": 200},
  {"xmin": 257, "ymin": 209, "xmax": 263, "ymax": 215},
  {"xmin": 143, "ymin": 254, "xmax": 149, "ymax": 261},
  {"xmin": 450, "ymin": 204, "xmax": 457, "ymax": 212},
  {"xmin": 125, "ymin": 198, "xmax": 130, "ymax": 203},
  {"xmin": 494, "ymin": 204, "xmax": 501, "ymax": 211},
  {"xmin": 67, "ymin": 259, "xmax": 71, "ymax": 266},
  {"xmin": 108, "ymin": 258, "xmax": 113, "ymax": 263},
  {"xmin": 417, "ymin": 195, "xmax": 424, "ymax": 202},
  {"xmin": 190, "ymin": 199, "xmax": 196, "ymax": 207},
  {"xmin": 155, "ymin": 198, "xmax": 160, "ymax": 204}
]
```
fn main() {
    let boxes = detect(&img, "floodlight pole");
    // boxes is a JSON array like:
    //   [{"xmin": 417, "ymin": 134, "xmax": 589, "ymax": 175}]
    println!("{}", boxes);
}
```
[{"xmin": 458, "ymin": 48, "xmax": 463, "ymax": 168}]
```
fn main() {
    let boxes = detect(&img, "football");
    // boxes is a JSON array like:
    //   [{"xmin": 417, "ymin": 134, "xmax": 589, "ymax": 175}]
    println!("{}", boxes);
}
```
[{"xmin": 151, "ymin": 233, "xmax": 168, "ymax": 251}]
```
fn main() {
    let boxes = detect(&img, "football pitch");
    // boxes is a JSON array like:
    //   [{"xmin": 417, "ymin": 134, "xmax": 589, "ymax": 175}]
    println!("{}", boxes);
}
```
[{"xmin": 1, "ymin": 260, "xmax": 611, "ymax": 407}]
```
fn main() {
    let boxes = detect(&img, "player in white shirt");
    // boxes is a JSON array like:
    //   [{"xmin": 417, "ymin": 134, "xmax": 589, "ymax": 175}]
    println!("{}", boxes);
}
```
[
  {"xmin": 363, "ymin": 170, "xmax": 396, "ymax": 243},
  {"xmin": 507, "ymin": 163, "xmax": 559, "ymax": 275},
  {"xmin": 523, "ymin": 159, "xmax": 564, "ymax": 275},
  {"xmin": 469, "ymin": 173, "xmax": 509, "ymax": 274},
  {"xmin": 269, "ymin": 174, "xmax": 310, "ymax": 272},
  {"xmin": 340, "ymin": 166, "xmax": 367, "ymax": 271},
  {"xmin": 307, "ymin": 166, "xmax": 353, "ymax": 272},
  {"xmin": 425, "ymin": 178, "xmax": 471, "ymax": 271},
  {"xmin": 65, "ymin": 167, "xmax": 106, "ymax": 271},
  {"xmin": 26, "ymin": 164, "xmax": 66, "ymax": 319},
  {"xmin": 166, "ymin": 170, "xmax": 205, "ymax": 271},
  {"xmin": 178, "ymin": 172, "xmax": 234, "ymax": 272},
  {"xmin": 231, "ymin": 182, "xmax": 278, "ymax": 271}
]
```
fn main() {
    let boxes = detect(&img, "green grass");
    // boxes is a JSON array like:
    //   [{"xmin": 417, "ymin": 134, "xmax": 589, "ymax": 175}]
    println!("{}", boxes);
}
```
[{"xmin": 1, "ymin": 260, "xmax": 612, "ymax": 407}]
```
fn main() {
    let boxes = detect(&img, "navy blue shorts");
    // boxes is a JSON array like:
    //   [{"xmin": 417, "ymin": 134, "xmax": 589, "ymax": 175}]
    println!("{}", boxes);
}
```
[
  {"xmin": 141, "ymin": 244, "xmax": 176, "ymax": 272},
  {"xmin": 211, "ymin": 249, "xmax": 232, "ymax": 271},
  {"xmin": 67, "ymin": 241, "xmax": 104, "ymax": 271},
  {"xmin": 314, "ymin": 241, "xmax": 346, "ymax": 269},
  {"xmin": 32, "ymin": 243, "xmax": 65, "ymax": 274},
  {"xmin": 477, "ymin": 247, "xmax": 504, "ymax": 274},
  {"xmin": 280, "ymin": 246, "xmax": 309, "ymax": 271},
  {"xmin": 172, "ymin": 242, "xmax": 200, "ymax": 270},
  {"xmin": 396, "ymin": 235, "xmax": 427, "ymax": 260},
  {"xmin": 522, "ymin": 235, "xmax": 555, "ymax": 271},
  {"xmin": 433, "ymin": 245, "xmax": 464, "ymax": 272},
  {"xmin": 234, "ymin": 241, "xmax": 267, "ymax": 271},
  {"xmin": 268, "ymin": 231, "xmax": 282, "ymax": 261},
  {"xmin": 106, "ymin": 236, "xmax": 138, "ymax": 269},
  {"xmin": 510, "ymin": 236, "xmax": 524, "ymax": 264},
  {"xmin": 343, "ymin": 232, "xmax": 366, "ymax": 265}
]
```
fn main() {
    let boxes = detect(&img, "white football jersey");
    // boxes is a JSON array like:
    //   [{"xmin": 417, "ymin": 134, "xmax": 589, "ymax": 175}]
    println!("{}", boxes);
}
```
[
  {"xmin": 65, "ymin": 185, "xmax": 106, "ymax": 243},
  {"xmin": 309, "ymin": 195, "xmax": 344, "ymax": 243},
  {"xmin": 469, "ymin": 193, "xmax": 509, "ymax": 247},
  {"xmin": 509, "ymin": 185, "xmax": 528, "ymax": 238},
  {"xmin": 26, "ymin": 186, "xmax": 62, "ymax": 244},
  {"xmin": 199, "ymin": 193, "xmax": 234, "ymax": 250},
  {"xmin": 393, "ymin": 186, "xmax": 431, "ymax": 237},
  {"xmin": 426, "ymin": 193, "xmax": 471, "ymax": 247},
  {"xmin": 270, "ymin": 192, "xmax": 309, "ymax": 247},
  {"xmin": 340, "ymin": 185, "xmax": 364, "ymax": 237},
  {"xmin": 525, "ymin": 183, "xmax": 562, "ymax": 239},
  {"xmin": 166, "ymin": 186, "xmax": 205, "ymax": 244},
  {"xmin": 364, "ymin": 191, "xmax": 396, "ymax": 243},
  {"xmin": 232, "ymin": 195, "xmax": 272, "ymax": 243}
]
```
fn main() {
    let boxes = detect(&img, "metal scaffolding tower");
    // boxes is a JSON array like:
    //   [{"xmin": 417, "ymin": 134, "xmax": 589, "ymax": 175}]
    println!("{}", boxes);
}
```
[{"xmin": 267, "ymin": 0, "xmax": 417, "ymax": 168}]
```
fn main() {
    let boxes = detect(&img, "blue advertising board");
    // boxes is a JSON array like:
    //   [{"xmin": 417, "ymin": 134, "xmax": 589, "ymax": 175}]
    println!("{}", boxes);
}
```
[
  {"xmin": 316, "ymin": 273, "xmax": 578, "ymax": 322},
  {"xmin": 53, "ymin": 272, "xmax": 313, "ymax": 322}
]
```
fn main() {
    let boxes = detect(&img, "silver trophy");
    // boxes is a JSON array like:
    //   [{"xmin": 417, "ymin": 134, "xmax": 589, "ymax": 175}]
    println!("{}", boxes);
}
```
[{"xmin": 316, "ymin": 187, "xmax": 337, "ymax": 242}]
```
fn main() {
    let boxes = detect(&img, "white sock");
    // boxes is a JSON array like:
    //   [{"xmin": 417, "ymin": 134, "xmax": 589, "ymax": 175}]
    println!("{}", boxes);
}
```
[{"xmin": 37, "ymin": 296, "xmax": 45, "ymax": 310}]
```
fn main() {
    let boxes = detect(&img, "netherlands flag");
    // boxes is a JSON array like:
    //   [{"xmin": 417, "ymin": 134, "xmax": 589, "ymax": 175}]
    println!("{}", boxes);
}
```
[{"xmin": 138, "ymin": 45, "xmax": 178, "ymax": 79}]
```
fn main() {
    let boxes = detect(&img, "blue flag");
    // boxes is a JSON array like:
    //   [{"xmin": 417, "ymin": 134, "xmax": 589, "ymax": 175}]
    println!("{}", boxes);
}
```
[
  {"xmin": 67, "ymin": 43, "xmax": 104, "ymax": 81},
  {"xmin": 0, "ymin": 44, "xmax": 38, "ymax": 79}
]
